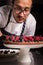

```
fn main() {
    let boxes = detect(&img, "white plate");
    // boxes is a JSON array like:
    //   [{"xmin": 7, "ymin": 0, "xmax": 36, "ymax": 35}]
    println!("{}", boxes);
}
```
[
  {"xmin": 0, "ymin": 49, "xmax": 20, "ymax": 57},
  {"xmin": 3, "ymin": 43, "xmax": 43, "ymax": 49}
]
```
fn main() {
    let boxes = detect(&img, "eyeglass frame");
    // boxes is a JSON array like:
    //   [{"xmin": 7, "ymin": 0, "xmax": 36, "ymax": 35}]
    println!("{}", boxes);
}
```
[{"xmin": 13, "ymin": 4, "xmax": 32, "ymax": 14}]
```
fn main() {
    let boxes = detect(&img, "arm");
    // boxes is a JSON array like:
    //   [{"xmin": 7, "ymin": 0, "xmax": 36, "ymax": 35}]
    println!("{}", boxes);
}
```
[
  {"xmin": 26, "ymin": 14, "xmax": 36, "ymax": 36},
  {"xmin": 0, "ymin": 9, "xmax": 4, "ymax": 37},
  {"xmin": 28, "ymin": 21, "xmax": 36, "ymax": 36},
  {"xmin": 0, "ymin": 30, "xmax": 2, "ymax": 37}
]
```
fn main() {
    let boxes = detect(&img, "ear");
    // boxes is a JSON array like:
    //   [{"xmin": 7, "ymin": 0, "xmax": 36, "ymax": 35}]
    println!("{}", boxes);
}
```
[
  {"xmin": 8, "ymin": 0, "xmax": 13, "ymax": 6},
  {"xmin": 9, "ymin": 0, "xmax": 14, "ymax": 8}
]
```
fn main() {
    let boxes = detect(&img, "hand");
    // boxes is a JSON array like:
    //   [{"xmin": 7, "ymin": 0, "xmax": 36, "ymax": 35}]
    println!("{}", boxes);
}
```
[{"xmin": 0, "ymin": 31, "xmax": 3, "ymax": 37}]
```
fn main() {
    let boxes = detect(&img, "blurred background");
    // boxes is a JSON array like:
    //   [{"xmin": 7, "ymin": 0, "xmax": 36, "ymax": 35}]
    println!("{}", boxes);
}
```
[{"xmin": 31, "ymin": 0, "xmax": 43, "ymax": 36}]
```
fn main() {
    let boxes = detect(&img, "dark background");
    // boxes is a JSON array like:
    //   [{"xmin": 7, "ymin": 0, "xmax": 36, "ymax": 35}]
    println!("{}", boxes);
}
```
[
  {"xmin": 0, "ymin": 0, "xmax": 43, "ymax": 35},
  {"xmin": 0, "ymin": 0, "xmax": 43, "ymax": 62},
  {"xmin": 32, "ymin": 0, "xmax": 43, "ymax": 36}
]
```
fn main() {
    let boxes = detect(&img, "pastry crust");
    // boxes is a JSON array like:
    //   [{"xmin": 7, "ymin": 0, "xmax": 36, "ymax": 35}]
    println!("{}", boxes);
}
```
[{"xmin": 4, "ymin": 40, "xmax": 43, "ymax": 45}]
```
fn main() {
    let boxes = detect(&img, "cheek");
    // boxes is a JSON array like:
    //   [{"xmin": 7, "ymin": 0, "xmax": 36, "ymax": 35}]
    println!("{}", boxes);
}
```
[
  {"xmin": 13, "ymin": 10, "xmax": 20, "ymax": 16},
  {"xmin": 13, "ymin": 10, "xmax": 17, "ymax": 17},
  {"xmin": 25, "ymin": 13, "xmax": 29, "ymax": 18}
]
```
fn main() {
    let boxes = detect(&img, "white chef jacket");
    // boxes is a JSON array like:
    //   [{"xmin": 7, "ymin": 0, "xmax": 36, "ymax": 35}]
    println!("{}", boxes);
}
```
[{"xmin": 0, "ymin": 5, "xmax": 36, "ymax": 36}]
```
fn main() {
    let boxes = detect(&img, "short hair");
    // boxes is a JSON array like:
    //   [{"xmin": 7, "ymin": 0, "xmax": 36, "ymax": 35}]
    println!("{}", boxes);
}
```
[
  {"xmin": 12, "ymin": 0, "xmax": 33, "ymax": 5},
  {"xmin": 12, "ymin": 0, "xmax": 15, "ymax": 5}
]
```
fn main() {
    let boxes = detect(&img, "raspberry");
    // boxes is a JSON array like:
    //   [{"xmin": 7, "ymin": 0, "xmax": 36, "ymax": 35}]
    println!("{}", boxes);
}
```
[
  {"xmin": 35, "ymin": 36, "xmax": 41, "ymax": 41},
  {"xmin": 23, "ymin": 36, "xmax": 29, "ymax": 42},
  {"xmin": 11, "ymin": 36, "xmax": 15, "ymax": 41},
  {"xmin": 15, "ymin": 36, "xmax": 20, "ymax": 42},
  {"xmin": 40, "ymin": 36, "xmax": 43, "ymax": 41},
  {"xmin": 28, "ymin": 36, "xmax": 34, "ymax": 41},
  {"xmin": 6, "ymin": 35, "xmax": 10, "ymax": 40}
]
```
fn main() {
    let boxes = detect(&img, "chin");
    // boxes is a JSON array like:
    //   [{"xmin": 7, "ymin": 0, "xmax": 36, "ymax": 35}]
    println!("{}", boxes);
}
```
[
  {"xmin": 17, "ymin": 20, "xmax": 24, "ymax": 23},
  {"xmin": 17, "ymin": 21, "xmax": 23, "ymax": 23}
]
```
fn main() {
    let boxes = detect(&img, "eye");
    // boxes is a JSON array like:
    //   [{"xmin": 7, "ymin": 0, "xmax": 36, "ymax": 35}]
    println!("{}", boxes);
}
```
[
  {"xmin": 14, "ymin": 5, "xmax": 21, "ymax": 11},
  {"xmin": 25, "ymin": 7, "xmax": 30, "ymax": 12},
  {"xmin": 17, "ymin": 6, "xmax": 21, "ymax": 11}
]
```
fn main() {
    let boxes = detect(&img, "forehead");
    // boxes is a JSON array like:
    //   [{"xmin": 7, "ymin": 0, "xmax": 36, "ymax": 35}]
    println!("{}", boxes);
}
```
[{"xmin": 14, "ymin": 0, "xmax": 32, "ymax": 7}]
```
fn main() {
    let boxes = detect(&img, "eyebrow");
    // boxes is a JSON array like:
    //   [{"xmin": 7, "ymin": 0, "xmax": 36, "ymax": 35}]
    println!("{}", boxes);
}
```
[
  {"xmin": 14, "ymin": 4, "xmax": 23, "ymax": 8},
  {"xmin": 14, "ymin": 4, "xmax": 30, "ymax": 9}
]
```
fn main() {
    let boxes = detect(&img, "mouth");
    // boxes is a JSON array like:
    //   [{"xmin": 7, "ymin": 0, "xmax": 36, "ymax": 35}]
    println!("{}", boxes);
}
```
[{"xmin": 17, "ymin": 16, "xmax": 24, "ymax": 21}]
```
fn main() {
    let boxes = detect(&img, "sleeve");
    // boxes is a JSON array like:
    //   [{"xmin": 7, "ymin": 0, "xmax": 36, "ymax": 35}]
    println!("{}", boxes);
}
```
[
  {"xmin": 0, "ymin": 13, "xmax": 3, "ymax": 28},
  {"xmin": 0, "ymin": 7, "xmax": 5, "ymax": 28},
  {"xmin": 26, "ymin": 14, "xmax": 36, "ymax": 36},
  {"xmin": 28, "ymin": 20, "xmax": 36, "ymax": 36}
]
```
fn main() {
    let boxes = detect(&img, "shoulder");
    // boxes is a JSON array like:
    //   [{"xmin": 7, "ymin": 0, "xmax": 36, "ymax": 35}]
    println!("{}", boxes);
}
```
[
  {"xmin": 25, "ymin": 13, "xmax": 36, "ymax": 29},
  {"xmin": 0, "ymin": 5, "xmax": 11, "ymax": 15},
  {"xmin": 0, "ymin": 5, "xmax": 11, "ymax": 28},
  {"xmin": 26, "ymin": 13, "xmax": 36, "ymax": 24}
]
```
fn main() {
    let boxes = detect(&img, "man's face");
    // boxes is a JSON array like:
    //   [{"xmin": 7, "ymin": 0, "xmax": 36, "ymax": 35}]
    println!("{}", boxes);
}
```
[{"xmin": 12, "ymin": 0, "xmax": 32, "ymax": 23}]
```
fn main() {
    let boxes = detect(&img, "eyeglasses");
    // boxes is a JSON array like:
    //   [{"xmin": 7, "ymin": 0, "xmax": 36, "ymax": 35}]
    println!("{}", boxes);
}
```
[{"xmin": 13, "ymin": 4, "xmax": 31, "ymax": 14}]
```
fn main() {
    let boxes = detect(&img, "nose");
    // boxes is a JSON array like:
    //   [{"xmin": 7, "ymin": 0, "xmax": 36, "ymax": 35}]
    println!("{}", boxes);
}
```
[{"xmin": 19, "ymin": 11, "xmax": 25, "ymax": 17}]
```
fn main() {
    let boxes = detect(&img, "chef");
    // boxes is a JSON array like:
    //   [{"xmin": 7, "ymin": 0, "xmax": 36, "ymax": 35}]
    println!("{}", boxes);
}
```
[
  {"xmin": 0, "ymin": 0, "xmax": 36, "ymax": 37},
  {"xmin": 0, "ymin": 0, "xmax": 36, "ymax": 65}
]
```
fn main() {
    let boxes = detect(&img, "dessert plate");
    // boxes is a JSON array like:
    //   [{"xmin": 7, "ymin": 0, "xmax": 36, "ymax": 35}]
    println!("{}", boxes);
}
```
[
  {"xmin": 0, "ymin": 49, "xmax": 20, "ymax": 57},
  {"xmin": 3, "ymin": 42, "xmax": 43, "ymax": 49}
]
